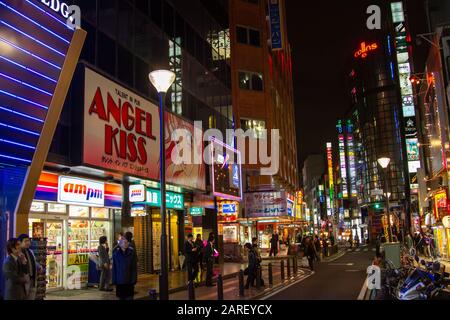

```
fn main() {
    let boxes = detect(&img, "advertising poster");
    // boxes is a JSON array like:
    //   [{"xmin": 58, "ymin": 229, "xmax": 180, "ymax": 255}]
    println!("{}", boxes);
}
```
[
  {"xmin": 32, "ymin": 222, "xmax": 45, "ymax": 239},
  {"xmin": 223, "ymin": 225, "xmax": 238, "ymax": 243},
  {"xmin": 84, "ymin": 67, "xmax": 205, "ymax": 190},
  {"xmin": 245, "ymin": 191, "xmax": 287, "ymax": 218}
]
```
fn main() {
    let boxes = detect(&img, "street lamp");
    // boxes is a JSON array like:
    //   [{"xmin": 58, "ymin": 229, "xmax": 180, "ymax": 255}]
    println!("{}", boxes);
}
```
[
  {"xmin": 149, "ymin": 69, "xmax": 175, "ymax": 300},
  {"xmin": 377, "ymin": 157, "xmax": 393, "ymax": 242}
]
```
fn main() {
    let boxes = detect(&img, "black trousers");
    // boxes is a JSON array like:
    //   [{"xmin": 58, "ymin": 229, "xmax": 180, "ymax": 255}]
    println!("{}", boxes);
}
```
[
  {"xmin": 205, "ymin": 259, "xmax": 214, "ymax": 285},
  {"xmin": 187, "ymin": 261, "xmax": 195, "ymax": 281},
  {"xmin": 307, "ymin": 257, "xmax": 314, "ymax": 271},
  {"xmin": 245, "ymin": 267, "xmax": 256, "ymax": 288},
  {"xmin": 269, "ymin": 247, "xmax": 278, "ymax": 257}
]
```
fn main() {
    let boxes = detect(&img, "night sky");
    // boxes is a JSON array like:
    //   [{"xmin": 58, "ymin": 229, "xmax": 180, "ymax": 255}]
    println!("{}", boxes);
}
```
[{"xmin": 286, "ymin": 0, "xmax": 384, "ymax": 173}]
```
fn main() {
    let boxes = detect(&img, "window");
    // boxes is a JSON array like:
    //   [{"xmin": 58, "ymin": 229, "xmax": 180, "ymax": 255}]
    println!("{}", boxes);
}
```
[
  {"xmin": 69, "ymin": 206, "xmax": 89, "ymax": 218},
  {"xmin": 48, "ymin": 203, "xmax": 67, "ymax": 214},
  {"xmin": 31, "ymin": 202, "xmax": 45, "ymax": 213},
  {"xmin": 236, "ymin": 26, "xmax": 261, "ymax": 47},
  {"xmin": 238, "ymin": 71, "xmax": 264, "ymax": 91},
  {"xmin": 240, "ymin": 119, "xmax": 266, "ymax": 139}
]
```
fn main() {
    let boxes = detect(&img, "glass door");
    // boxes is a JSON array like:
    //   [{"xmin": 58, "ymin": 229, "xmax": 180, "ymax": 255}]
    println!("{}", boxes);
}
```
[{"xmin": 45, "ymin": 221, "xmax": 64, "ymax": 289}]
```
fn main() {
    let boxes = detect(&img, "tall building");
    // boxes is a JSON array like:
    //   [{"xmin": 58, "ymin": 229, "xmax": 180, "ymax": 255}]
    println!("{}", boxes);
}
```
[{"xmin": 228, "ymin": 0, "xmax": 300, "ymax": 251}]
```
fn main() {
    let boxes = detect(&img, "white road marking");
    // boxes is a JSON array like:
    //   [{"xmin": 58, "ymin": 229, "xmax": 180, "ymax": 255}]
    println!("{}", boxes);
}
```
[
  {"xmin": 364, "ymin": 248, "xmax": 368, "ymax": 252},
  {"xmin": 260, "ymin": 272, "xmax": 314, "ymax": 300},
  {"xmin": 357, "ymin": 278, "xmax": 368, "ymax": 300},
  {"xmin": 328, "ymin": 263, "xmax": 354, "ymax": 266},
  {"xmin": 372, "ymin": 248, "xmax": 376, "ymax": 251},
  {"xmin": 347, "ymin": 249, "xmax": 352, "ymax": 252},
  {"xmin": 355, "ymin": 249, "xmax": 361, "ymax": 252}
]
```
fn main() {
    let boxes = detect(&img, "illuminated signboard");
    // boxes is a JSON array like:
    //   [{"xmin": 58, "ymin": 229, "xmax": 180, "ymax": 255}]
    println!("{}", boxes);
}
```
[
  {"xmin": 0, "ymin": 0, "xmax": 78, "ymax": 166},
  {"xmin": 210, "ymin": 137, "xmax": 242, "ymax": 201},
  {"xmin": 268, "ymin": 0, "xmax": 283, "ymax": 50},
  {"xmin": 326, "ymin": 142, "xmax": 334, "ymax": 214},
  {"xmin": 128, "ymin": 185, "xmax": 184, "ymax": 210},
  {"xmin": 189, "ymin": 207, "xmax": 204, "ymax": 216},
  {"xmin": 346, "ymin": 120, "xmax": 357, "ymax": 197},
  {"xmin": 337, "ymin": 121, "xmax": 348, "ymax": 198},
  {"xmin": 58, "ymin": 176, "xmax": 104, "ymax": 207},
  {"xmin": 354, "ymin": 42, "xmax": 378, "ymax": 59},
  {"xmin": 391, "ymin": 1, "xmax": 420, "ymax": 190}
]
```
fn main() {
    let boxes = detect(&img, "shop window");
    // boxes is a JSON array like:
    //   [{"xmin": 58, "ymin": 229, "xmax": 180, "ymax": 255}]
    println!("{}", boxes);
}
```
[
  {"xmin": 69, "ymin": 206, "xmax": 90, "ymax": 218},
  {"xmin": 92, "ymin": 207, "xmax": 109, "ymax": 219},
  {"xmin": 31, "ymin": 202, "xmax": 45, "ymax": 213},
  {"xmin": 48, "ymin": 203, "xmax": 67, "ymax": 214}
]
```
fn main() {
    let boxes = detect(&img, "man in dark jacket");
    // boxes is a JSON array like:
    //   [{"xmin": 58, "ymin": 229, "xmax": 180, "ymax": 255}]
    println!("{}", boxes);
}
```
[
  {"xmin": 18, "ymin": 234, "xmax": 42, "ymax": 300},
  {"xmin": 194, "ymin": 234, "xmax": 204, "ymax": 272},
  {"xmin": 244, "ymin": 243, "xmax": 257, "ymax": 289},
  {"xmin": 184, "ymin": 234, "xmax": 198, "ymax": 282},
  {"xmin": 204, "ymin": 235, "xmax": 215, "ymax": 287},
  {"xmin": 2, "ymin": 238, "xmax": 28, "ymax": 300},
  {"xmin": 98, "ymin": 236, "xmax": 112, "ymax": 291},
  {"xmin": 269, "ymin": 232, "xmax": 279, "ymax": 257},
  {"xmin": 112, "ymin": 238, "xmax": 137, "ymax": 300}
]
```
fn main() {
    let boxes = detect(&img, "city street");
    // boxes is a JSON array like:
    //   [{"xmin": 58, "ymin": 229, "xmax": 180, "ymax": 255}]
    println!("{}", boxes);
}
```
[{"xmin": 262, "ymin": 247, "xmax": 375, "ymax": 300}]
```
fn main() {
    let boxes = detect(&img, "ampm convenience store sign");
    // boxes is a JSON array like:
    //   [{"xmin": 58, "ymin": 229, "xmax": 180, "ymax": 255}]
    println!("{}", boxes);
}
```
[{"xmin": 0, "ymin": 0, "xmax": 85, "ymax": 298}]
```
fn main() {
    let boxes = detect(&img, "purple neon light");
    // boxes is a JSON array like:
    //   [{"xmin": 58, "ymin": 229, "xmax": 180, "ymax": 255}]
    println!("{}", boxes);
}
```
[
  {"xmin": 0, "ymin": 106, "xmax": 45, "ymax": 123},
  {"xmin": 0, "ymin": 138, "xmax": 35, "ymax": 150},
  {"xmin": 0, "ymin": 121, "xmax": 41, "ymax": 136},
  {"xmin": 210, "ymin": 137, "xmax": 243, "ymax": 201},
  {"xmin": 0, "ymin": 89, "xmax": 48, "ymax": 109},
  {"xmin": 0, "ymin": 55, "xmax": 57, "ymax": 83},
  {"xmin": 0, "ymin": 153, "xmax": 31, "ymax": 163},
  {"xmin": 25, "ymin": 0, "xmax": 73, "ymax": 31},
  {"xmin": 0, "ymin": 1, "xmax": 70, "ymax": 44},
  {"xmin": 0, "ymin": 72, "xmax": 52, "ymax": 96},
  {"xmin": 0, "ymin": 36, "xmax": 61, "ymax": 70},
  {"xmin": 0, "ymin": 19, "xmax": 65, "ymax": 56}
]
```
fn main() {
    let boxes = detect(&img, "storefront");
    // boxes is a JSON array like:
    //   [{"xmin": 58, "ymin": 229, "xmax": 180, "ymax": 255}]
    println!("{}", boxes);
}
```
[
  {"xmin": 29, "ymin": 172, "xmax": 122, "ymax": 290},
  {"xmin": 431, "ymin": 190, "xmax": 450, "ymax": 260},
  {"xmin": 129, "ymin": 184, "xmax": 185, "ymax": 272},
  {"xmin": 244, "ymin": 191, "xmax": 296, "ymax": 255}
]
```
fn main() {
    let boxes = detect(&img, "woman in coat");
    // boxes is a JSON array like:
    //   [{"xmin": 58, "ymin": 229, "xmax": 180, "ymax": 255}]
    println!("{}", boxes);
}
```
[
  {"xmin": 244, "ymin": 243, "xmax": 257, "ymax": 289},
  {"xmin": 112, "ymin": 237, "xmax": 138, "ymax": 300},
  {"xmin": 2, "ymin": 238, "xmax": 28, "ymax": 300}
]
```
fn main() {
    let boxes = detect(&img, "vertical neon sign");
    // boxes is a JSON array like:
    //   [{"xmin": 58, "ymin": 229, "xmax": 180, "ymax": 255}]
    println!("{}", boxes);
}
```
[
  {"xmin": 326, "ymin": 142, "xmax": 334, "ymax": 216},
  {"xmin": 346, "ymin": 120, "xmax": 357, "ymax": 197},
  {"xmin": 337, "ymin": 121, "xmax": 348, "ymax": 198}
]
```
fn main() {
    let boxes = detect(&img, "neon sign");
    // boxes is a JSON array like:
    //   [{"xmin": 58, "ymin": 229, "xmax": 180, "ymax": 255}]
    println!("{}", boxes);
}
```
[
  {"xmin": 326, "ymin": 142, "xmax": 334, "ymax": 215},
  {"xmin": 354, "ymin": 42, "xmax": 378, "ymax": 59}
]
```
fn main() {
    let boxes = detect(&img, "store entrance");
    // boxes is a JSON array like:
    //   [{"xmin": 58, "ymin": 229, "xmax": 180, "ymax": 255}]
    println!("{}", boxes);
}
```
[{"xmin": 29, "ymin": 217, "xmax": 65, "ymax": 290}]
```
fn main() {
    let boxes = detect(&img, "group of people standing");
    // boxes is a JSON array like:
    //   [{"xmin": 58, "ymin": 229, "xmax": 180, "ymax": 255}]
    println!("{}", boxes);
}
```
[
  {"xmin": 184, "ymin": 233, "xmax": 216, "ymax": 287},
  {"xmin": 2, "ymin": 232, "xmax": 138, "ymax": 300},
  {"xmin": 244, "ymin": 237, "xmax": 264, "ymax": 289},
  {"xmin": 2, "ymin": 234, "xmax": 42, "ymax": 300},
  {"xmin": 413, "ymin": 231, "xmax": 436, "ymax": 258}
]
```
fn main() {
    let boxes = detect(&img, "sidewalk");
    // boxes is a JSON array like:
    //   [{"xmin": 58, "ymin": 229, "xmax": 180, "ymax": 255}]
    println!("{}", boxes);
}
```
[{"xmin": 46, "ymin": 263, "xmax": 243, "ymax": 300}]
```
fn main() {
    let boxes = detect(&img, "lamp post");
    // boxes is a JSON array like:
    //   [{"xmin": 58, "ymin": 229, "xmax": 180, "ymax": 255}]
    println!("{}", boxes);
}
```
[
  {"xmin": 149, "ymin": 70, "xmax": 176, "ymax": 300},
  {"xmin": 377, "ymin": 157, "xmax": 393, "ymax": 243}
]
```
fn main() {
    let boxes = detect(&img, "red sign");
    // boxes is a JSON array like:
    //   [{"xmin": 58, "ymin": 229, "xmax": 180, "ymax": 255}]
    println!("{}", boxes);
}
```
[{"xmin": 354, "ymin": 42, "xmax": 378, "ymax": 59}]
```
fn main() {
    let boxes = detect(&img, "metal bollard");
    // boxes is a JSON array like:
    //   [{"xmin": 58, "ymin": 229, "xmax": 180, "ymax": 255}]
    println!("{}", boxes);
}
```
[
  {"xmin": 281, "ymin": 260, "xmax": 285, "ymax": 280},
  {"xmin": 188, "ymin": 280, "xmax": 196, "ymax": 300},
  {"xmin": 268, "ymin": 263, "xmax": 273, "ymax": 285},
  {"xmin": 256, "ymin": 266, "xmax": 261, "ymax": 289},
  {"xmin": 239, "ymin": 269, "xmax": 245, "ymax": 297},
  {"xmin": 287, "ymin": 258, "xmax": 291, "ymax": 278},
  {"xmin": 217, "ymin": 274, "xmax": 224, "ymax": 300}
]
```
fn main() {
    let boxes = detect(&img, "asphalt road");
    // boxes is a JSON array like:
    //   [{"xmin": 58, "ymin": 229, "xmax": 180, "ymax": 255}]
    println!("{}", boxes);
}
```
[{"xmin": 264, "ymin": 247, "xmax": 375, "ymax": 300}]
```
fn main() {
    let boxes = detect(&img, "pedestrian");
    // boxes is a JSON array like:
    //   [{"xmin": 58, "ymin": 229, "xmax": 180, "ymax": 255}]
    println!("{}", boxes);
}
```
[
  {"xmin": 314, "ymin": 235, "xmax": 321, "ymax": 261},
  {"xmin": 304, "ymin": 237, "xmax": 316, "ymax": 271},
  {"xmin": 423, "ymin": 233, "xmax": 431, "ymax": 258},
  {"xmin": 354, "ymin": 234, "xmax": 360, "ymax": 247},
  {"xmin": 17, "ymin": 234, "xmax": 42, "ymax": 300},
  {"xmin": 195, "ymin": 234, "xmax": 204, "ymax": 272},
  {"xmin": 251, "ymin": 237, "xmax": 264, "ymax": 287},
  {"xmin": 269, "ymin": 232, "xmax": 279, "ymax": 257},
  {"xmin": 405, "ymin": 233, "xmax": 413, "ymax": 250},
  {"xmin": 322, "ymin": 236, "xmax": 329, "ymax": 256},
  {"xmin": 244, "ymin": 243, "xmax": 257, "ymax": 289},
  {"xmin": 184, "ymin": 234, "xmax": 198, "ymax": 283},
  {"xmin": 204, "ymin": 235, "xmax": 215, "ymax": 287},
  {"xmin": 375, "ymin": 233, "xmax": 382, "ymax": 257},
  {"xmin": 112, "ymin": 232, "xmax": 124, "ymax": 252},
  {"xmin": 98, "ymin": 236, "xmax": 112, "ymax": 291},
  {"xmin": 2, "ymin": 238, "xmax": 28, "ymax": 300},
  {"xmin": 329, "ymin": 233, "xmax": 335, "ymax": 246},
  {"xmin": 112, "ymin": 237, "xmax": 138, "ymax": 300}
]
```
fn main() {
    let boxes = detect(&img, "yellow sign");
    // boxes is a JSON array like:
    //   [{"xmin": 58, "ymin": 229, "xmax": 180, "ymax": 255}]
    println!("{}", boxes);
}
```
[
  {"xmin": 193, "ymin": 227, "xmax": 203, "ymax": 238},
  {"xmin": 218, "ymin": 223, "xmax": 224, "ymax": 235},
  {"xmin": 68, "ymin": 254, "xmax": 88, "ymax": 266},
  {"xmin": 381, "ymin": 215, "xmax": 389, "ymax": 241}
]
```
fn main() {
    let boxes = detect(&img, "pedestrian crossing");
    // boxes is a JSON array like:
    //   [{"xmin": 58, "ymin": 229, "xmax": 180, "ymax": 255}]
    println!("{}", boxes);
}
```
[{"xmin": 345, "ymin": 247, "xmax": 376, "ymax": 253}]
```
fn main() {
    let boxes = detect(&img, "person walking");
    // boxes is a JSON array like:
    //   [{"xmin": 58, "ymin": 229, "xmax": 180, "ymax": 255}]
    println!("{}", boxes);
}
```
[
  {"xmin": 18, "ymin": 234, "xmax": 42, "ymax": 300},
  {"xmin": 269, "ymin": 232, "xmax": 279, "ymax": 257},
  {"xmin": 304, "ymin": 237, "xmax": 316, "ymax": 271},
  {"xmin": 244, "ymin": 243, "xmax": 257, "ymax": 289},
  {"xmin": 194, "ymin": 234, "xmax": 204, "ymax": 273},
  {"xmin": 204, "ymin": 235, "xmax": 215, "ymax": 287},
  {"xmin": 98, "ymin": 236, "xmax": 112, "ymax": 291},
  {"xmin": 314, "ymin": 235, "xmax": 321, "ymax": 261},
  {"xmin": 251, "ymin": 237, "xmax": 264, "ymax": 287},
  {"xmin": 184, "ymin": 234, "xmax": 198, "ymax": 283},
  {"xmin": 2, "ymin": 238, "xmax": 28, "ymax": 300},
  {"xmin": 112, "ymin": 237, "xmax": 138, "ymax": 300}
]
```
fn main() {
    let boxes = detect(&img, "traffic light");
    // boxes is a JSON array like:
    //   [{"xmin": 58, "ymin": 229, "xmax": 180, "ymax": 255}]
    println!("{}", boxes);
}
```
[{"xmin": 374, "ymin": 203, "xmax": 382, "ymax": 209}]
